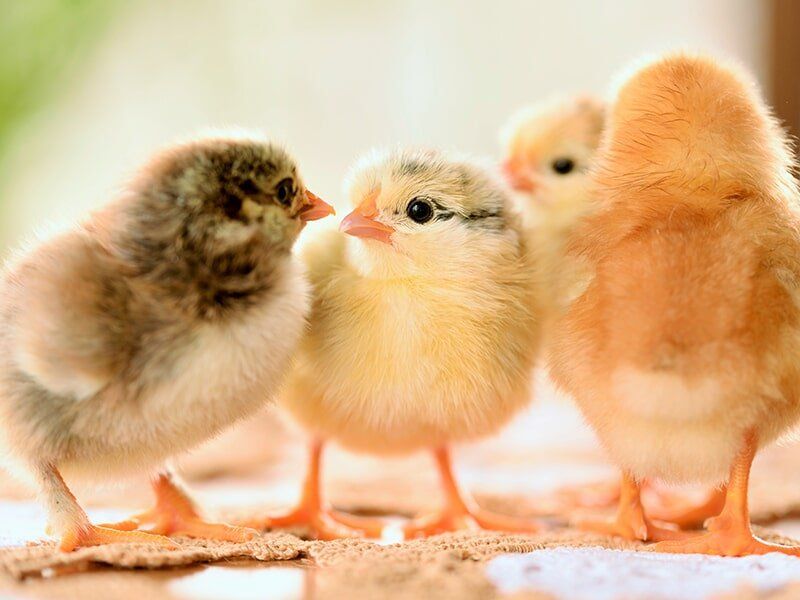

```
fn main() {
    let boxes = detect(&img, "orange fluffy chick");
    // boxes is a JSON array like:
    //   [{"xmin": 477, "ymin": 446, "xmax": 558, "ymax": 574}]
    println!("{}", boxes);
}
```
[
  {"xmin": 549, "ymin": 53, "xmax": 800, "ymax": 556},
  {"xmin": 246, "ymin": 149, "xmax": 542, "ymax": 539}
]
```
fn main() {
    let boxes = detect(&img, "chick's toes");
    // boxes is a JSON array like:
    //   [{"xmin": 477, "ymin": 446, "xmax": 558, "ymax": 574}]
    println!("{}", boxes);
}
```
[
  {"xmin": 574, "ymin": 473, "xmax": 688, "ymax": 543},
  {"xmin": 241, "ymin": 441, "xmax": 384, "ymax": 540},
  {"xmin": 59, "ymin": 525, "xmax": 178, "ymax": 552},
  {"xmin": 404, "ymin": 448, "xmax": 541, "ymax": 540},
  {"xmin": 244, "ymin": 506, "xmax": 377, "ymax": 541},
  {"xmin": 105, "ymin": 473, "xmax": 257, "ymax": 543}
]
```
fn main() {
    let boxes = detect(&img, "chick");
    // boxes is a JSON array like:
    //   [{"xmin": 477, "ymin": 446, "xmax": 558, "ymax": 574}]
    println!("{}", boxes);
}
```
[
  {"xmin": 549, "ymin": 53, "xmax": 800, "ymax": 556},
  {"xmin": 0, "ymin": 135, "xmax": 334, "ymax": 551},
  {"xmin": 246, "ymin": 149, "xmax": 541, "ymax": 539},
  {"xmin": 501, "ymin": 96, "xmax": 604, "ymax": 351},
  {"xmin": 501, "ymin": 95, "xmax": 604, "ymax": 209}
]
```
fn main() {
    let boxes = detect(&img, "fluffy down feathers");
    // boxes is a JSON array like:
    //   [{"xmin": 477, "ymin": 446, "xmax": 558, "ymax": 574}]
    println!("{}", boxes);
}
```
[
  {"xmin": 548, "ymin": 53, "xmax": 800, "ymax": 485},
  {"xmin": 501, "ymin": 96, "xmax": 606, "ymax": 337},
  {"xmin": 0, "ymin": 136, "xmax": 312, "ymax": 484},
  {"xmin": 280, "ymin": 149, "xmax": 540, "ymax": 454}
]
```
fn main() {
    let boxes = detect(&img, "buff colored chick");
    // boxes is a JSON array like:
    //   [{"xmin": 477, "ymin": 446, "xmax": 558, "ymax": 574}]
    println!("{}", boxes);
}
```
[
  {"xmin": 501, "ymin": 95, "xmax": 604, "ymax": 344},
  {"xmin": 247, "ymin": 148, "xmax": 541, "ymax": 539},
  {"xmin": 549, "ymin": 53, "xmax": 800, "ymax": 556},
  {"xmin": 0, "ymin": 135, "xmax": 333, "ymax": 551}
]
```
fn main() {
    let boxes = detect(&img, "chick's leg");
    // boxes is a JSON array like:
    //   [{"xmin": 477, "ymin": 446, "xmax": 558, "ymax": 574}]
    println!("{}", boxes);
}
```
[
  {"xmin": 403, "ymin": 447, "xmax": 541, "ymax": 539},
  {"xmin": 241, "ymin": 440, "xmax": 385, "ymax": 540},
  {"xmin": 37, "ymin": 464, "xmax": 177, "ymax": 552},
  {"xmin": 105, "ymin": 471, "xmax": 257, "ymax": 542},
  {"xmin": 575, "ymin": 472, "xmax": 687, "ymax": 542},
  {"xmin": 652, "ymin": 431, "xmax": 800, "ymax": 556}
]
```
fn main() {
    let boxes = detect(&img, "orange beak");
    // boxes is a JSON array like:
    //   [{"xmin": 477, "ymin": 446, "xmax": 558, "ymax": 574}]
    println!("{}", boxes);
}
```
[
  {"xmin": 339, "ymin": 188, "xmax": 395, "ymax": 244},
  {"xmin": 298, "ymin": 190, "xmax": 336, "ymax": 222},
  {"xmin": 502, "ymin": 158, "xmax": 537, "ymax": 193}
]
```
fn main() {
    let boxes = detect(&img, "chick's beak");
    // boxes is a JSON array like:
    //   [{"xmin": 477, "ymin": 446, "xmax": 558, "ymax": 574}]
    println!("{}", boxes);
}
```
[
  {"xmin": 339, "ymin": 189, "xmax": 395, "ymax": 244},
  {"xmin": 502, "ymin": 158, "xmax": 537, "ymax": 193},
  {"xmin": 298, "ymin": 190, "xmax": 336, "ymax": 222}
]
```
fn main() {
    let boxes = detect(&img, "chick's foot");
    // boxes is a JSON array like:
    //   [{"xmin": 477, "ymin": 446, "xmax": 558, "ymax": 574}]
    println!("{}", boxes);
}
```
[
  {"xmin": 403, "ymin": 505, "xmax": 540, "ymax": 539},
  {"xmin": 652, "ymin": 431, "xmax": 800, "ymax": 556},
  {"xmin": 650, "ymin": 512, "xmax": 800, "ymax": 556},
  {"xmin": 37, "ymin": 464, "xmax": 179, "ymax": 552},
  {"xmin": 104, "ymin": 472, "xmax": 257, "ymax": 543},
  {"xmin": 60, "ymin": 524, "xmax": 178, "ymax": 552},
  {"xmin": 404, "ymin": 447, "xmax": 541, "ymax": 539},
  {"xmin": 243, "ymin": 504, "xmax": 382, "ymax": 541},
  {"xmin": 575, "ymin": 472, "xmax": 687, "ymax": 542},
  {"xmin": 241, "ymin": 439, "xmax": 384, "ymax": 540}
]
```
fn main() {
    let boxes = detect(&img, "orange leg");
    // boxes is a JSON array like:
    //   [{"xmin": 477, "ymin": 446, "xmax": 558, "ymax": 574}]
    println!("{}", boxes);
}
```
[
  {"xmin": 240, "ymin": 440, "xmax": 385, "ymax": 540},
  {"xmin": 652, "ymin": 431, "xmax": 800, "ymax": 556},
  {"xmin": 37, "ymin": 464, "xmax": 178, "ymax": 552},
  {"xmin": 648, "ymin": 485, "xmax": 727, "ymax": 530},
  {"xmin": 105, "ymin": 471, "xmax": 257, "ymax": 543},
  {"xmin": 403, "ymin": 446, "xmax": 542, "ymax": 539},
  {"xmin": 576, "ymin": 472, "xmax": 688, "ymax": 542},
  {"xmin": 548, "ymin": 477, "xmax": 723, "ymax": 528}
]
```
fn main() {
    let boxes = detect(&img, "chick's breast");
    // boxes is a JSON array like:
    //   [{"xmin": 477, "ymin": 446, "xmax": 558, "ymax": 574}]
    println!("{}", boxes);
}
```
[{"xmin": 281, "ymin": 231, "xmax": 537, "ymax": 455}]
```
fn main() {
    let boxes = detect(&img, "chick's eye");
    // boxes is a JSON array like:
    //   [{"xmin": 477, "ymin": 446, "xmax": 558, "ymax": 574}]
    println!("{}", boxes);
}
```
[
  {"xmin": 275, "ymin": 178, "xmax": 294, "ymax": 206},
  {"xmin": 406, "ymin": 198, "xmax": 433, "ymax": 224},
  {"xmin": 552, "ymin": 158, "xmax": 575, "ymax": 175}
]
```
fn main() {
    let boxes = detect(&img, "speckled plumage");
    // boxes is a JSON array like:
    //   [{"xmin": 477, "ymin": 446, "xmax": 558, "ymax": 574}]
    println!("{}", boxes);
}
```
[{"xmin": 0, "ymin": 135, "xmax": 316, "ymax": 544}]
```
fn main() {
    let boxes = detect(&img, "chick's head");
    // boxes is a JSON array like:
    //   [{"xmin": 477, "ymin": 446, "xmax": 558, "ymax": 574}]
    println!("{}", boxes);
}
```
[
  {"xmin": 132, "ymin": 136, "xmax": 334, "ymax": 256},
  {"xmin": 501, "ymin": 96, "xmax": 604, "ymax": 208},
  {"xmin": 340, "ymin": 148, "xmax": 517, "ymax": 277}
]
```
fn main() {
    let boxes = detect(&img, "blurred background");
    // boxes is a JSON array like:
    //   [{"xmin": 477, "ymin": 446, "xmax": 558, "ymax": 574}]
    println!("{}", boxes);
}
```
[
  {"xmin": 0, "ymin": 0, "xmax": 799, "ymax": 514},
  {"xmin": 1, "ymin": 0, "xmax": 796, "ymax": 253}
]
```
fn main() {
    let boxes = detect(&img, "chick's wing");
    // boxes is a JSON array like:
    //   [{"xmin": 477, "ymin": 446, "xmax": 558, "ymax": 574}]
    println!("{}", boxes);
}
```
[{"xmin": 3, "ymin": 230, "xmax": 130, "ymax": 400}]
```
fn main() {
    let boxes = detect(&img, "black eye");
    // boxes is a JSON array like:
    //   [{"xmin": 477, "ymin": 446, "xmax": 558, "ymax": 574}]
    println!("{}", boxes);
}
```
[
  {"xmin": 552, "ymin": 158, "xmax": 575, "ymax": 175},
  {"xmin": 406, "ymin": 198, "xmax": 433, "ymax": 224},
  {"xmin": 222, "ymin": 194, "xmax": 242, "ymax": 219},
  {"xmin": 275, "ymin": 178, "xmax": 294, "ymax": 206}
]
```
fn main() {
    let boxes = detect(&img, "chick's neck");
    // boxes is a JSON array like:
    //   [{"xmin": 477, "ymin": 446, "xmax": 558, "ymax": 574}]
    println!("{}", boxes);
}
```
[{"xmin": 344, "ymin": 233, "xmax": 515, "ymax": 285}]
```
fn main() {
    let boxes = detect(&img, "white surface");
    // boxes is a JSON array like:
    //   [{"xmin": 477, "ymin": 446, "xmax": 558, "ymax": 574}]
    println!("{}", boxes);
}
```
[
  {"xmin": 171, "ymin": 567, "xmax": 304, "ymax": 600},
  {"xmin": 486, "ymin": 546, "xmax": 800, "ymax": 600}
]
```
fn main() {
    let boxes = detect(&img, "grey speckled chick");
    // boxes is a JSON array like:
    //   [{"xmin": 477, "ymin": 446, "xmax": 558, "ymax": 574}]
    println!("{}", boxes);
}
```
[{"xmin": 0, "ymin": 135, "xmax": 334, "ymax": 551}]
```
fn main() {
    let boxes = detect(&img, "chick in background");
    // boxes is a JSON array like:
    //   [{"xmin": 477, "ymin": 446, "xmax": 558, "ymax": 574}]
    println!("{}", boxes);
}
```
[
  {"xmin": 501, "ymin": 95, "xmax": 604, "ymax": 338},
  {"xmin": 549, "ymin": 53, "xmax": 800, "ymax": 556},
  {"xmin": 0, "ymin": 135, "xmax": 334, "ymax": 550},
  {"xmin": 245, "ymin": 148, "xmax": 542, "ymax": 540}
]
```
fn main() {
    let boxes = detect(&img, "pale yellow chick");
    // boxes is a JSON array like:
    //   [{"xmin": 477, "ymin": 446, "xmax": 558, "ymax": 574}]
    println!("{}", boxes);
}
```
[{"xmin": 248, "ymin": 148, "xmax": 542, "ymax": 539}]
